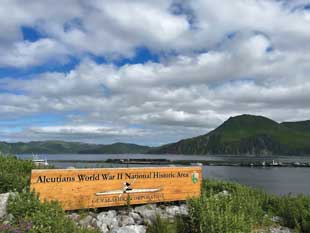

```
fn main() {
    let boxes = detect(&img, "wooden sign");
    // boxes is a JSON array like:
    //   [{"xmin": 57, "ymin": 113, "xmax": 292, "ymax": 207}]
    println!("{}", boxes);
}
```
[{"xmin": 30, "ymin": 167, "xmax": 202, "ymax": 210}]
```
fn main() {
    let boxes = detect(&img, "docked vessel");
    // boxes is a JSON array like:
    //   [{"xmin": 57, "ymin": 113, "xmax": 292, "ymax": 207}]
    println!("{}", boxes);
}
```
[{"xmin": 32, "ymin": 154, "xmax": 49, "ymax": 166}]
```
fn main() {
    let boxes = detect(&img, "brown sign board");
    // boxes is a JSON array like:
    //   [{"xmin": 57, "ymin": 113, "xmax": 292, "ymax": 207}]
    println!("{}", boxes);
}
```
[{"xmin": 30, "ymin": 166, "xmax": 202, "ymax": 210}]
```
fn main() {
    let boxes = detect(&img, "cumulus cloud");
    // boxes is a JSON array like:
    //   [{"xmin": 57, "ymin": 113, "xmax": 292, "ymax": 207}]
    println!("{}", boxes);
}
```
[
  {"xmin": 0, "ymin": 38, "xmax": 69, "ymax": 67},
  {"xmin": 1, "ymin": 0, "xmax": 310, "ymax": 144},
  {"xmin": 0, "ymin": 0, "xmax": 190, "ymax": 66},
  {"xmin": 1, "ymin": 0, "xmax": 310, "ymax": 67}
]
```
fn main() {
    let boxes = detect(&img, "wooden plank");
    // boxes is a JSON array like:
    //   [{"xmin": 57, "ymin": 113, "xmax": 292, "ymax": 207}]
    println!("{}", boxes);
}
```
[{"xmin": 30, "ymin": 166, "xmax": 202, "ymax": 210}]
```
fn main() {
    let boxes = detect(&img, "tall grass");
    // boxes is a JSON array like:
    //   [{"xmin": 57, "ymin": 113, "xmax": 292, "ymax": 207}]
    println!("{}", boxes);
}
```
[
  {"xmin": 149, "ymin": 180, "xmax": 310, "ymax": 233},
  {"xmin": 184, "ymin": 179, "xmax": 269, "ymax": 233},
  {"xmin": 268, "ymin": 194, "xmax": 310, "ymax": 232},
  {"xmin": 147, "ymin": 215, "xmax": 171, "ymax": 233}
]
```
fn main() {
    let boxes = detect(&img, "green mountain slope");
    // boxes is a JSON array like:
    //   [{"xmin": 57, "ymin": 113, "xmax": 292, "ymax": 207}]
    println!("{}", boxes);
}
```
[
  {"xmin": 281, "ymin": 120, "xmax": 310, "ymax": 135},
  {"xmin": 0, "ymin": 141, "xmax": 151, "ymax": 154},
  {"xmin": 150, "ymin": 115, "xmax": 310, "ymax": 155},
  {"xmin": 78, "ymin": 142, "xmax": 151, "ymax": 154},
  {"xmin": 0, "ymin": 141, "xmax": 94, "ymax": 154}
]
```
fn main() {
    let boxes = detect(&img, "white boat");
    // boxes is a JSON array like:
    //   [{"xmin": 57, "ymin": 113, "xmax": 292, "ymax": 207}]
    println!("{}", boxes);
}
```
[
  {"xmin": 32, "ymin": 154, "xmax": 49, "ymax": 166},
  {"xmin": 96, "ymin": 188, "xmax": 161, "ymax": 196},
  {"xmin": 191, "ymin": 162, "xmax": 203, "ymax": 166},
  {"xmin": 270, "ymin": 160, "xmax": 279, "ymax": 166}
]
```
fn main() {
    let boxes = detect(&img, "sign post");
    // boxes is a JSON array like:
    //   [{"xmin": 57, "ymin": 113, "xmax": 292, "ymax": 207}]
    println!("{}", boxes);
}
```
[{"xmin": 30, "ymin": 166, "xmax": 202, "ymax": 210}]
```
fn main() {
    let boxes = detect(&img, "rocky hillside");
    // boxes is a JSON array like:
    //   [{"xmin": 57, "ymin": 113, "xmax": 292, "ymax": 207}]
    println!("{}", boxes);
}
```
[{"xmin": 150, "ymin": 115, "xmax": 310, "ymax": 156}]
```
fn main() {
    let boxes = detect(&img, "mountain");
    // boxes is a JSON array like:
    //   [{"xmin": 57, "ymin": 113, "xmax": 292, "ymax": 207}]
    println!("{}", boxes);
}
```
[
  {"xmin": 149, "ymin": 115, "xmax": 310, "ymax": 156},
  {"xmin": 281, "ymin": 120, "xmax": 310, "ymax": 135},
  {"xmin": 78, "ymin": 142, "xmax": 151, "ymax": 154},
  {"xmin": 2, "ymin": 115, "xmax": 310, "ymax": 156},
  {"xmin": 0, "ymin": 141, "xmax": 152, "ymax": 154}
]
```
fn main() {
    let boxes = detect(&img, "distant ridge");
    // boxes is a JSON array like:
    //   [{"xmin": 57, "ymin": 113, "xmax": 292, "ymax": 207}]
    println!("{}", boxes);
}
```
[
  {"xmin": 281, "ymin": 120, "xmax": 310, "ymax": 135},
  {"xmin": 149, "ymin": 114, "xmax": 310, "ymax": 156},
  {"xmin": 0, "ymin": 141, "xmax": 152, "ymax": 154},
  {"xmin": 78, "ymin": 142, "xmax": 151, "ymax": 154},
  {"xmin": 1, "ymin": 115, "xmax": 310, "ymax": 156}
]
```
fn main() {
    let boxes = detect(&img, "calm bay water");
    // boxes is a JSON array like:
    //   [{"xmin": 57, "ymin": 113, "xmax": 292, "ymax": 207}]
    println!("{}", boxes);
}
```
[{"xmin": 18, "ymin": 154, "xmax": 310, "ymax": 195}]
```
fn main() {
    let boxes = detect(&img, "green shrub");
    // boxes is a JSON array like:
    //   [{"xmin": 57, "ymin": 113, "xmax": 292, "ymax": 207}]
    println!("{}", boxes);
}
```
[
  {"xmin": 0, "ymin": 155, "xmax": 35, "ymax": 193},
  {"xmin": 7, "ymin": 190, "xmax": 99, "ymax": 233},
  {"xmin": 0, "ymin": 155, "xmax": 55, "ymax": 193}
]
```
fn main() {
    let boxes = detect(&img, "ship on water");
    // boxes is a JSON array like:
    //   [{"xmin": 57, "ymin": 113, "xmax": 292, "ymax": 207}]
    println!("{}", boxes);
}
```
[{"xmin": 32, "ymin": 154, "xmax": 49, "ymax": 166}]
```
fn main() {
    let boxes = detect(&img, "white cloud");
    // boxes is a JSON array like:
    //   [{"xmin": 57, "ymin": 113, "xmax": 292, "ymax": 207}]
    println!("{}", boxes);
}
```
[
  {"xmin": 1, "ymin": 0, "xmax": 310, "ymax": 67},
  {"xmin": 29, "ymin": 125, "xmax": 146, "ymax": 137},
  {"xmin": 1, "ymin": 0, "xmax": 310, "ymax": 144},
  {"xmin": 0, "ymin": 39, "xmax": 68, "ymax": 67},
  {"xmin": 1, "ymin": 30, "xmax": 310, "ymax": 143}
]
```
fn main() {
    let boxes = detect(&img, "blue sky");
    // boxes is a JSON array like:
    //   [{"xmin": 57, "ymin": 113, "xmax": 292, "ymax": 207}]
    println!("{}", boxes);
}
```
[
  {"xmin": 0, "ymin": 0, "xmax": 310, "ymax": 145},
  {"xmin": 0, "ymin": 27, "xmax": 159, "ymax": 78}
]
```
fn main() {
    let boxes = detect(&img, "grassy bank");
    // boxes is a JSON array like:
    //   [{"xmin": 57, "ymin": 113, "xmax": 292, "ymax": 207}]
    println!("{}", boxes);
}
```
[
  {"xmin": 188, "ymin": 180, "xmax": 310, "ymax": 233},
  {"xmin": 1, "ymin": 155, "xmax": 310, "ymax": 233},
  {"xmin": 149, "ymin": 180, "xmax": 310, "ymax": 233}
]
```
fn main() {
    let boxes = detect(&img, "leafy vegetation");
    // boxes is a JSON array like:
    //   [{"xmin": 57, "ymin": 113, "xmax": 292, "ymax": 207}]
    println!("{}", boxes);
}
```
[
  {"xmin": 7, "ymin": 191, "xmax": 99, "ymax": 233},
  {"xmin": 0, "ymin": 155, "xmax": 35, "ymax": 193},
  {"xmin": 268, "ymin": 194, "xmax": 310, "ymax": 233},
  {"xmin": 169, "ymin": 180, "xmax": 270, "ymax": 233},
  {"xmin": 0, "ymin": 141, "xmax": 152, "ymax": 154},
  {"xmin": 150, "ymin": 114, "xmax": 310, "ymax": 155},
  {"xmin": 149, "ymin": 179, "xmax": 310, "ymax": 233},
  {"xmin": 0, "ymin": 220, "xmax": 32, "ymax": 233}
]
